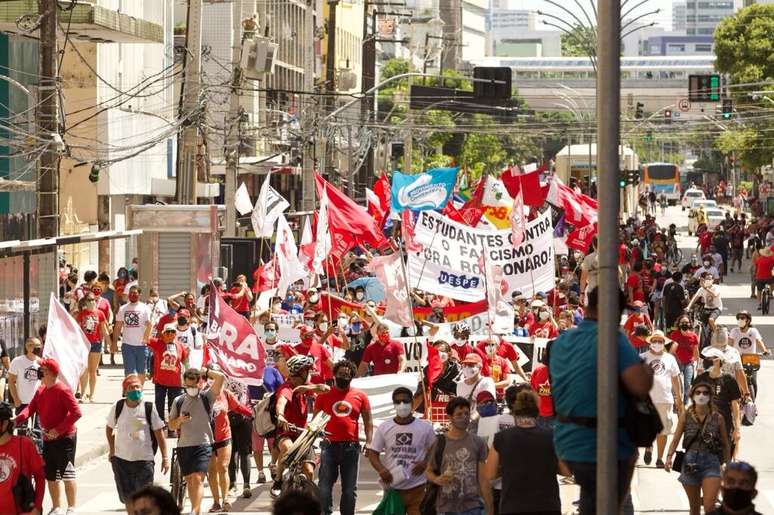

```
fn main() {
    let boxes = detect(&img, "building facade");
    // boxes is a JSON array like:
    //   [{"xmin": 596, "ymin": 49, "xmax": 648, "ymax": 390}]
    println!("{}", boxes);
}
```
[{"xmin": 685, "ymin": 0, "xmax": 737, "ymax": 35}]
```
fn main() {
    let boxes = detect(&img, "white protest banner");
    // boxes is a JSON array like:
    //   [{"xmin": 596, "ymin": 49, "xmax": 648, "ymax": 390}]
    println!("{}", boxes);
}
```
[
  {"xmin": 392, "ymin": 336, "xmax": 429, "ymax": 373},
  {"xmin": 408, "ymin": 209, "xmax": 555, "ymax": 301},
  {"xmin": 351, "ymin": 373, "xmax": 421, "ymax": 427}
]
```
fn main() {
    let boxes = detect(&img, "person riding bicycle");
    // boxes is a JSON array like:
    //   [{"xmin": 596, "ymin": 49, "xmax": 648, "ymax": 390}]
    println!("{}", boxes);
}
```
[
  {"xmin": 693, "ymin": 255, "xmax": 720, "ymax": 282},
  {"xmin": 271, "ymin": 355, "xmax": 330, "ymax": 497},
  {"xmin": 753, "ymin": 246, "xmax": 774, "ymax": 311},
  {"xmin": 687, "ymin": 273, "xmax": 723, "ymax": 342},
  {"xmin": 729, "ymin": 311, "xmax": 769, "ymax": 399}
]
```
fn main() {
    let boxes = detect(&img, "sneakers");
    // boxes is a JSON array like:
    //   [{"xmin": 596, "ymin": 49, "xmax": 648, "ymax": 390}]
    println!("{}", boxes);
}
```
[
  {"xmin": 257, "ymin": 471, "xmax": 266, "ymax": 484},
  {"xmin": 656, "ymin": 458, "xmax": 665, "ymax": 469},
  {"xmin": 270, "ymin": 479, "xmax": 282, "ymax": 498},
  {"xmin": 643, "ymin": 448, "xmax": 652, "ymax": 465},
  {"xmin": 65, "ymin": 509, "xmax": 76, "ymax": 515},
  {"xmin": 208, "ymin": 504, "xmax": 222, "ymax": 513},
  {"xmin": 242, "ymin": 487, "xmax": 252, "ymax": 499},
  {"xmin": 47, "ymin": 509, "xmax": 65, "ymax": 515}
]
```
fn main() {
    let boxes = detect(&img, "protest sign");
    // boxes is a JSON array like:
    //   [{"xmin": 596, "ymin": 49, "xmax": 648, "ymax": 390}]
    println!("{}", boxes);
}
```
[
  {"xmin": 408, "ymin": 209, "xmax": 555, "ymax": 301},
  {"xmin": 391, "ymin": 168, "xmax": 458, "ymax": 211}
]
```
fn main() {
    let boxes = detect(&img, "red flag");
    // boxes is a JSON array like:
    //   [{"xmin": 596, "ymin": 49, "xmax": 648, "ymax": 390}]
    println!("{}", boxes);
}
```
[
  {"xmin": 426, "ymin": 344, "xmax": 443, "ymax": 390},
  {"xmin": 547, "ymin": 176, "xmax": 597, "ymax": 227},
  {"xmin": 315, "ymin": 174, "xmax": 388, "ymax": 249},
  {"xmin": 455, "ymin": 177, "xmax": 485, "ymax": 226},
  {"xmin": 501, "ymin": 164, "xmax": 548, "ymax": 207},
  {"xmin": 566, "ymin": 222, "xmax": 598, "ymax": 253},
  {"xmin": 206, "ymin": 284, "xmax": 266, "ymax": 386},
  {"xmin": 253, "ymin": 257, "xmax": 279, "ymax": 293},
  {"xmin": 401, "ymin": 209, "xmax": 422, "ymax": 252},
  {"xmin": 373, "ymin": 174, "xmax": 391, "ymax": 213}
]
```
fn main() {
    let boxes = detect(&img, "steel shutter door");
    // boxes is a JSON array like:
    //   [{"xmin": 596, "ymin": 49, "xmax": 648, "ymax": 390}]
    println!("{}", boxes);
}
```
[{"xmin": 158, "ymin": 233, "xmax": 191, "ymax": 297}]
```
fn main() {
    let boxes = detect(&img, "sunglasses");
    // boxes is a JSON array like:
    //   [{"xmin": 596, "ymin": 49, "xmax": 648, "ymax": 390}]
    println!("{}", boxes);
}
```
[{"xmin": 694, "ymin": 389, "xmax": 711, "ymax": 395}]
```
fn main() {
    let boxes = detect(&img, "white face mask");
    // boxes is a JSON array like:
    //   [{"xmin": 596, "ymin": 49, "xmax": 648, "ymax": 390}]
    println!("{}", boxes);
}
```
[
  {"xmin": 737, "ymin": 319, "xmax": 747, "ymax": 328},
  {"xmin": 185, "ymin": 386, "xmax": 199, "ymax": 397},
  {"xmin": 539, "ymin": 311, "xmax": 550, "ymax": 321},
  {"xmin": 394, "ymin": 402, "xmax": 412, "ymax": 418},
  {"xmin": 439, "ymin": 351, "xmax": 449, "ymax": 362},
  {"xmin": 355, "ymin": 292, "xmax": 365, "ymax": 300},
  {"xmin": 462, "ymin": 366, "xmax": 478, "ymax": 379},
  {"xmin": 308, "ymin": 294, "xmax": 319, "ymax": 303},
  {"xmin": 485, "ymin": 344, "xmax": 497, "ymax": 354},
  {"xmin": 453, "ymin": 337, "xmax": 466, "ymax": 345},
  {"xmin": 693, "ymin": 393, "xmax": 710, "ymax": 406},
  {"xmin": 319, "ymin": 322, "xmax": 329, "ymax": 332},
  {"xmin": 649, "ymin": 342, "xmax": 664, "ymax": 353}
]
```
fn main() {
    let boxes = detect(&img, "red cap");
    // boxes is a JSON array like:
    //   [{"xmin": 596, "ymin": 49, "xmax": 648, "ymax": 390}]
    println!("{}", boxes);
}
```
[
  {"xmin": 177, "ymin": 308, "xmax": 191, "ymax": 318},
  {"xmin": 461, "ymin": 353, "xmax": 483, "ymax": 366},
  {"xmin": 122, "ymin": 375, "xmax": 141, "ymax": 390},
  {"xmin": 38, "ymin": 358, "xmax": 60, "ymax": 376},
  {"xmin": 476, "ymin": 390, "xmax": 495, "ymax": 403}
]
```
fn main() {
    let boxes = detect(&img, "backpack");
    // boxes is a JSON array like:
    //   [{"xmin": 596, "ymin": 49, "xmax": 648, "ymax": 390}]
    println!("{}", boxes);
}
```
[
  {"xmin": 252, "ymin": 391, "xmax": 278, "ymax": 437},
  {"xmin": 173, "ymin": 392, "xmax": 214, "ymax": 433},
  {"xmin": 115, "ymin": 399, "xmax": 158, "ymax": 455}
]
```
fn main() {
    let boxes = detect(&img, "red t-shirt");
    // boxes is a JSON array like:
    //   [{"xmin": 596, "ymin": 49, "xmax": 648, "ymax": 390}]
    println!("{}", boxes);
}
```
[
  {"xmin": 618, "ymin": 243, "xmax": 628, "ymax": 265},
  {"xmin": 626, "ymin": 273, "xmax": 645, "ymax": 302},
  {"xmin": 278, "ymin": 341, "xmax": 332, "ymax": 383},
  {"xmin": 530, "ymin": 364, "xmax": 554, "ymax": 418},
  {"xmin": 314, "ymin": 387, "xmax": 370, "ymax": 442},
  {"xmin": 669, "ymin": 329, "xmax": 699, "ymax": 365},
  {"xmin": 0, "ymin": 435, "xmax": 45, "ymax": 511},
  {"xmin": 528, "ymin": 320, "xmax": 558, "ymax": 338},
  {"xmin": 449, "ymin": 342, "xmax": 474, "ymax": 361},
  {"xmin": 96, "ymin": 297, "xmax": 112, "ymax": 321},
  {"xmin": 148, "ymin": 338, "xmax": 189, "ymax": 387},
  {"xmin": 640, "ymin": 270, "xmax": 654, "ymax": 295},
  {"xmin": 361, "ymin": 340, "xmax": 405, "ymax": 375},
  {"xmin": 275, "ymin": 382, "xmax": 308, "ymax": 439},
  {"xmin": 229, "ymin": 288, "xmax": 250, "ymax": 313},
  {"xmin": 699, "ymin": 232, "xmax": 712, "ymax": 254},
  {"xmin": 212, "ymin": 390, "xmax": 252, "ymax": 442},
  {"xmin": 76, "ymin": 309, "xmax": 106, "ymax": 343},
  {"xmin": 496, "ymin": 340, "xmax": 519, "ymax": 362},
  {"xmin": 754, "ymin": 254, "xmax": 774, "ymax": 280},
  {"xmin": 318, "ymin": 331, "xmax": 346, "ymax": 349},
  {"xmin": 623, "ymin": 313, "xmax": 651, "ymax": 336}
]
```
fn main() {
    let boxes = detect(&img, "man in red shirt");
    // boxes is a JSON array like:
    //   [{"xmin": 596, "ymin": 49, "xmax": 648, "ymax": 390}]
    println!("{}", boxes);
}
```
[
  {"xmin": 15, "ymin": 358, "xmax": 82, "ymax": 513},
  {"xmin": 276, "ymin": 326, "xmax": 333, "ymax": 384},
  {"xmin": 272, "ymin": 355, "xmax": 330, "ymax": 496},
  {"xmin": 148, "ymin": 323, "xmax": 189, "ymax": 429},
  {"xmin": 75, "ymin": 292, "xmax": 109, "ymax": 402},
  {"xmin": 626, "ymin": 262, "xmax": 646, "ymax": 304},
  {"xmin": 0, "ymin": 401, "xmax": 45, "ymax": 514},
  {"xmin": 530, "ymin": 355, "xmax": 555, "ymax": 428},
  {"xmin": 357, "ymin": 323, "xmax": 406, "ymax": 376},
  {"xmin": 753, "ymin": 246, "xmax": 774, "ymax": 307},
  {"xmin": 227, "ymin": 276, "xmax": 253, "ymax": 317},
  {"xmin": 450, "ymin": 321, "xmax": 475, "ymax": 362},
  {"xmin": 314, "ymin": 360, "xmax": 373, "ymax": 515}
]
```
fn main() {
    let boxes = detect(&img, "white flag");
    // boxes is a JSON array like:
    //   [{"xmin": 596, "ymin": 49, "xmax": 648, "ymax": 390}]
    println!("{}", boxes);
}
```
[
  {"xmin": 43, "ymin": 293, "xmax": 89, "ymax": 393},
  {"xmin": 275, "ymin": 214, "xmax": 307, "ymax": 296},
  {"xmin": 312, "ymin": 186, "xmax": 331, "ymax": 274},
  {"xmin": 234, "ymin": 182, "xmax": 253, "ymax": 215},
  {"xmin": 252, "ymin": 172, "xmax": 290, "ymax": 237},
  {"xmin": 300, "ymin": 215, "xmax": 313, "ymax": 246}
]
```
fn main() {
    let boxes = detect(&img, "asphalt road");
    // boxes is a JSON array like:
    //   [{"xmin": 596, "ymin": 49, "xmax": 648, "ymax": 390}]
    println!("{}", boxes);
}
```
[{"xmin": 55, "ymin": 205, "xmax": 774, "ymax": 514}]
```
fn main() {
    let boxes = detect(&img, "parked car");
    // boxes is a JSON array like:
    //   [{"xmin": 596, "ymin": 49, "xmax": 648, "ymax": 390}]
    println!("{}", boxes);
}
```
[
  {"xmin": 688, "ymin": 200, "xmax": 720, "ymax": 234},
  {"xmin": 681, "ymin": 188, "xmax": 706, "ymax": 210}
]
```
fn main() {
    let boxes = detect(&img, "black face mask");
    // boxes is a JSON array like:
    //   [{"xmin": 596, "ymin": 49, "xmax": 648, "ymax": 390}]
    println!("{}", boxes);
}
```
[
  {"xmin": 30, "ymin": 347, "xmax": 42, "ymax": 356},
  {"xmin": 679, "ymin": 324, "xmax": 690, "ymax": 331},
  {"xmin": 177, "ymin": 317, "xmax": 188, "ymax": 326},
  {"xmin": 36, "ymin": 369, "xmax": 44, "ymax": 380},
  {"xmin": 335, "ymin": 377, "xmax": 351, "ymax": 390},
  {"xmin": 722, "ymin": 487, "xmax": 754, "ymax": 510}
]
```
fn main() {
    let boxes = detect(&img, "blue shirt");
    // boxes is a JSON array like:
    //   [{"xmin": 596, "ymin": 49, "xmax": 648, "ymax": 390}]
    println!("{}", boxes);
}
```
[
  {"xmin": 513, "ymin": 327, "xmax": 529, "ymax": 337},
  {"xmin": 247, "ymin": 366, "xmax": 284, "ymax": 399},
  {"xmin": 550, "ymin": 320, "xmax": 641, "ymax": 462}
]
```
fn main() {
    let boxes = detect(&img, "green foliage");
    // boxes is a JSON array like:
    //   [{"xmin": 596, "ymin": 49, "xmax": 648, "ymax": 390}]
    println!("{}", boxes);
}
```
[
  {"xmin": 560, "ymin": 25, "xmax": 597, "ymax": 58},
  {"xmin": 714, "ymin": 127, "xmax": 771, "ymax": 171},
  {"xmin": 715, "ymin": 4, "xmax": 774, "ymax": 84},
  {"xmin": 459, "ymin": 114, "xmax": 508, "ymax": 179},
  {"xmin": 423, "ymin": 153, "xmax": 455, "ymax": 169}
]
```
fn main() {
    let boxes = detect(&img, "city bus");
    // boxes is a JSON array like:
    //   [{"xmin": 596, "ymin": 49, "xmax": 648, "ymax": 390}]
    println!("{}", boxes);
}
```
[{"xmin": 642, "ymin": 162, "xmax": 681, "ymax": 205}]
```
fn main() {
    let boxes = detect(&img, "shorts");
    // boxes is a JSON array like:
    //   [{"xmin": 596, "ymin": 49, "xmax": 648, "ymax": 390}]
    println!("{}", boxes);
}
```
[
  {"xmin": 110, "ymin": 457, "xmax": 154, "ymax": 503},
  {"xmin": 655, "ymin": 403, "xmax": 674, "ymax": 435},
  {"xmin": 705, "ymin": 308, "xmax": 721, "ymax": 321},
  {"xmin": 251, "ymin": 427, "xmax": 274, "ymax": 453},
  {"xmin": 43, "ymin": 435, "xmax": 77, "ymax": 481},
  {"xmin": 213, "ymin": 438, "xmax": 232, "ymax": 452},
  {"xmin": 89, "ymin": 342, "xmax": 103, "ymax": 353},
  {"xmin": 678, "ymin": 450, "xmax": 721, "ymax": 486},
  {"xmin": 177, "ymin": 444, "xmax": 212, "ymax": 476},
  {"xmin": 276, "ymin": 434, "xmax": 317, "ymax": 465},
  {"xmin": 755, "ymin": 278, "xmax": 771, "ymax": 290},
  {"xmin": 122, "ymin": 344, "xmax": 149, "ymax": 375}
]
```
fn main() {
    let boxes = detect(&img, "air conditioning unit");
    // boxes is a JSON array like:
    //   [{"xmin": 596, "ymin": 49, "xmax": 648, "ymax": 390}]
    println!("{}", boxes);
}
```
[
  {"xmin": 338, "ymin": 69, "xmax": 357, "ymax": 90},
  {"xmin": 241, "ymin": 36, "xmax": 278, "ymax": 79}
]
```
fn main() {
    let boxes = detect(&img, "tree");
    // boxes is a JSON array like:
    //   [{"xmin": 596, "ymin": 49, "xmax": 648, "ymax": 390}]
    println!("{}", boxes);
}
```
[
  {"xmin": 715, "ymin": 4, "xmax": 774, "ymax": 84},
  {"xmin": 458, "ymin": 114, "xmax": 508, "ymax": 179},
  {"xmin": 560, "ymin": 25, "xmax": 597, "ymax": 58}
]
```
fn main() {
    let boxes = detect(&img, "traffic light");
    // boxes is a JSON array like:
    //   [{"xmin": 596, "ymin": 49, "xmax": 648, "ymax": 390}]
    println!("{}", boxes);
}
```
[
  {"xmin": 689, "ymin": 74, "xmax": 721, "ymax": 102},
  {"xmin": 635, "ymin": 102, "xmax": 644, "ymax": 119},
  {"xmin": 664, "ymin": 109, "xmax": 672, "ymax": 124},
  {"xmin": 722, "ymin": 98, "xmax": 733, "ymax": 119},
  {"xmin": 619, "ymin": 170, "xmax": 627, "ymax": 188},
  {"xmin": 626, "ymin": 170, "xmax": 640, "ymax": 185}
]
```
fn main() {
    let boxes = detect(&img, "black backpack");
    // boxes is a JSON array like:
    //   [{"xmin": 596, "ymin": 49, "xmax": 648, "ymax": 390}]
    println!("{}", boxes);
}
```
[{"xmin": 114, "ymin": 399, "xmax": 158, "ymax": 455}]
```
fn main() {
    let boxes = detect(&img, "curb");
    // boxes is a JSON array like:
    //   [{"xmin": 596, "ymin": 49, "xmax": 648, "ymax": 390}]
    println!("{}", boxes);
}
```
[{"xmin": 75, "ymin": 441, "xmax": 109, "ymax": 468}]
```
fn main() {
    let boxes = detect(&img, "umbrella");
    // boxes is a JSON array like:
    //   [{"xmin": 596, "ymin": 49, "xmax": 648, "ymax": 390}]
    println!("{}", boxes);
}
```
[{"xmin": 347, "ymin": 276, "xmax": 385, "ymax": 302}]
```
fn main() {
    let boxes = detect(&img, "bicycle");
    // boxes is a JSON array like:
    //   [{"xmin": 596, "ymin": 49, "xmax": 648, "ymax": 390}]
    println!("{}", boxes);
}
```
[
  {"xmin": 169, "ymin": 447, "xmax": 187, "ymax": 510},
  {"xmin": 741, "ymin": 354, "xmax": 761, "ymax": 401},
  {"xmin": 279, "ymin": 412, "xmax": 330, "ymax": 500},
  {"xmin": 666, "ymin": 240, "xmax": 683, "ymax": 267}
]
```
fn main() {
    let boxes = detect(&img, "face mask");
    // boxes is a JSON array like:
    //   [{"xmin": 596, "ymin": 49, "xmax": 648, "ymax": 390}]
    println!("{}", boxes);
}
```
[
  {"xmin": 737, "ymin": 319, "xmax": 747, "ymax": 328},
  {"xmin": 264, "ymin": 330, "xmax": 276, "ymax": 341},
  {"xmin": 128, "ymin": 293, "xmax": 139, "ymax": 303},
  {"xmin": 649, "ymin": 342, "xmax": 664, "ymax": 353},
  {"xmin": 318, "ymin": 322, "xmax": 329, "ymax": 332},
  {"xmin": 36, "ymin": 369, "xmax": 44, "ymax": 380},
  {"xmin": 355, "ymin": 292, "xmax": 365, "ymax": 300},
  {"xmin": 721, "ymin": 488, "xmax": 754, "ymax": 510},
  {"xmin": 703, "ymin": 261, "xmax": 711, "ymax": 267},
  {"xmin": 693, "ymin": 393, "xmax": 710, "ymax": 405},
  {"xmin": 539, "ymin": 311, "xmax": 550, "ymax": 321},
  {"xmin": 177, "ymin": 317, "xmax": 188, "ymax": 326},
  {"xmin": 378, "ymin": 333, "xmax": 391, "ymax": 343},
  {"xmin": 126, "ymin": 390, "xmax": 143, "ymax": 402},
  {"xmin": 335, "ymin": 377, "xmax": 351, "ymax": 390},
  {"xmin": 394, "ymin": 402, "xmax": 412, "ymax": 418},
  {"xmin": 485, "ymin": 344, "xmax": 496, "ymax": 354},
  {"xmin": 454, "ymin": 336, "xmax": 466, "ymax": 345},
  {"xmin": 308, "ymin": 294, "xmax": 319, "ymax": 304},
  {"xmin": 679, "ymin": 323, "xmax": 690, "ymax": 331},
  {"xmin": 462, "ymin": 366, "xmax": 478, "ymax": 379},
  {"xmin": 185, "ymin": 386, "xmax": 199, "ymax": 397},
  {"xmin": 304, "ymin": 319, "xmax": 314, "ymax": 328},
  {"xmin": 451, "ymin": 414, "xmax": 470, "ymax": 430},
  {"xmin": 439, "ymin": 351, "xmax": 449, "ymax": 362},
  {"xmin": 351, "ymin": 322, "xmax": 361, "ymax": 334},
  {"xmin": 477, "ymin": 402, "xmax": 497, "ymax": 418}
]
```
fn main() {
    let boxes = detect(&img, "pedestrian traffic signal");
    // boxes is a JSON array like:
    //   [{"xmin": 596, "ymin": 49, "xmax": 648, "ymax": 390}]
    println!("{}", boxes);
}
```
[
  {"xmin": 635, "ymin": 102, "xmax": 644, "ymax": 119},
  {"xmin": 626, "ymin": 170, "xmax": 640, "ymax": 185},
  {"xmin": 722, "ymin": 98, "xmax": 733, "ymax": 120},
  {"xmin": 664, "ymin": 109, "xmax": 672, "ymax": 124},
  {"xmin": 619, "ymin": 171, "xmax": 626, "ymax": 188}
]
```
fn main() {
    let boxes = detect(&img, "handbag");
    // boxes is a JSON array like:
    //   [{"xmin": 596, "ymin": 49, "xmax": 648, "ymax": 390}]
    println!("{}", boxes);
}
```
[
  {"xmin": 623, "ymin": 393, "xmax": 663, "ymax": 447},
  {"xmin": 419, "ymin": 434, "xmax": 446, "ymax": 515},
  {"xmin": 672, "ymin": 412, "xmax": 710, "ymax": 474},
  {"xmin": 12, "ymin": 438, "xmax": 36, "ymax": 513}
]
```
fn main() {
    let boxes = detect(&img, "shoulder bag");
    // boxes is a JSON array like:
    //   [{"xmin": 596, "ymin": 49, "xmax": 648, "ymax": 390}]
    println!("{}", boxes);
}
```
[
  {"xmin": 419, "ymin": 434, "xmax": 446, "ymax": 515},
  {"xmin": 12, "ymin": 437, "xmax": 36, "ymax": 513}
]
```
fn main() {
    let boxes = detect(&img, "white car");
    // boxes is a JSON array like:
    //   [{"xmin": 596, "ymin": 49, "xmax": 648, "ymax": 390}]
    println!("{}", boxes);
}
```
[
  {"xmin": 705, "ymin": 208, "xmax": 725, "ymax": 230},
  {"xmin": 687, "ymin": 200, "xmax": 721, "ymax": 234},
  {"xmin": 681, "ymin": 188, "xmax": 706, "ymax": 210}
]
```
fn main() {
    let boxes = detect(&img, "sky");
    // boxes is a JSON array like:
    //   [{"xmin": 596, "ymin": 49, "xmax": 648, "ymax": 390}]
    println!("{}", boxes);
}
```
[{"xmin": 512, "ymin": 0, "xmax": 675, "ymax": 30}]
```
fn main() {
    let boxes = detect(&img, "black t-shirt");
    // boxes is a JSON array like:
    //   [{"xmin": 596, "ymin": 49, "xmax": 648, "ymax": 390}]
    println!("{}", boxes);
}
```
[
  {"xmin": 493, "ymin": 426, "xmax": 561, "ymax": 514},
  {"xmin": 694, "ymin": 372, "xmax": 741, "ymax": 434},
  {"xmin": 662, "ymin": 281, "xmax": 686, "ymax": 314}
]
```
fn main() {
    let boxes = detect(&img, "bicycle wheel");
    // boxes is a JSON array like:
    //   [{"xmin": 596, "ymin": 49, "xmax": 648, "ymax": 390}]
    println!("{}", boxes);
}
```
[
  {"xmin": 763, "ymin": 291, "xmax": 770, "ymax": 315},
  {"xmin": 170, "ymin": 451, "xmax": 186, "ymax": 510},
  {"xmin": 672, "ymin": 248, "xmax": 683, "ymax": 266}
]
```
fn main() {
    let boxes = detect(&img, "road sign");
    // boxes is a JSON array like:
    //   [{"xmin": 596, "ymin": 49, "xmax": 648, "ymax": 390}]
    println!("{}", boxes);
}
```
[
  {"xmin": 678, "ymin": 98, "xmax": 690, "ymax": 112},
  {"xmin": 673, "ymin": 112, "xmax": 681, "ymax": 118}
]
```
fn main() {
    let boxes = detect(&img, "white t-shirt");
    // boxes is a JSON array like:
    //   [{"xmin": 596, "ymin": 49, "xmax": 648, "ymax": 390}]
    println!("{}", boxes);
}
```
[
  {"xmin": 456, "ymin": 376, "xmax": 496, "ymax": 412},
  {"xmin": 640, "ymin": 350, "xmax": 680, "ymax": 405},
  {"xmin": 9, "ymin": 355, "xmax": 40, "ymax": 404},
  {"xmin": 177, "ymin": 325, "xmax": 203, "ymax": 369},
  {"xmin": 695, "ymin": 285, "xmax": 723, "ymax": 311},
  {"xmin": 106, "ymin": 401, "xmax": 165, "ymax": 461},
  {"xmin": 368, "ymin": 417, "xmax": 436, "ymax": 490},
  {"xmin": 729, "ymin": 327, "xmax": 763, "ymax": 355},
  {"xmin": 116, "ymin": 302, "xmax": 151, "ymax": 346}
]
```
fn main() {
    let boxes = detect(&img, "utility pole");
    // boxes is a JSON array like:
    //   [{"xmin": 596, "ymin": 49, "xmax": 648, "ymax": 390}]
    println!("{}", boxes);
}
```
[
  {"xmin": 37, "ymin": 0, "xmax": 59, "ymax": 238},
  {"xmin": 360, "ymin": 0, "xmax": 375, "ymax": 187},
  {"xmin": 596, "ymin": 0, "xmax": 621, "ymax": 512},
  {"xmin": 403, "ymin": 75, "xmax": 413, "ymax": 173},
  {"xmin": 225, "ymin": 0, "xmax": 243, "ymax": 237},
  {"xmin": 176, "ymin": 0, "xmax": 203, "ymax": 205},
  {"xmin": 324, "ymin": 0, "xmax": 338, "ymax": 186},
  {"xmin": 301, "ymin": 0, "xmax": 316, "ymax": 211}
]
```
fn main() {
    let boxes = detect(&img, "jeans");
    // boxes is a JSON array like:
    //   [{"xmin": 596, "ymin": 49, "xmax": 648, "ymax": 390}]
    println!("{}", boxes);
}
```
[
  {"xmin": 565, "ymin": 459, "xmax": 635, "ymax": 515},
  {"xmin": 122, "ymin": 344, "xmax": 148, "ymax": 375},
  {"xmin": 678, "ymin": 362, "xmax": 695, "ymax": 404},
  {"xmin": 154, "ymin": 384, "xmax": 183, "ymax": 422},
  {"xmin": 318, "ymin": 441, "xmax": 360, "ymax": 515}
]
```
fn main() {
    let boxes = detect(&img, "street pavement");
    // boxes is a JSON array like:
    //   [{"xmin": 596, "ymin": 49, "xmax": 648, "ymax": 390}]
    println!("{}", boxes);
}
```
[{"xmin": 43, "ymin": 204, "xmax": 774, "ymax": 514}]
